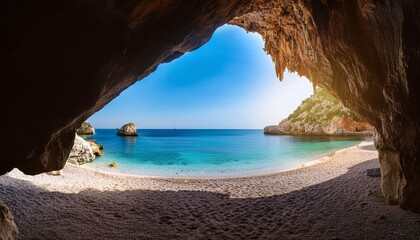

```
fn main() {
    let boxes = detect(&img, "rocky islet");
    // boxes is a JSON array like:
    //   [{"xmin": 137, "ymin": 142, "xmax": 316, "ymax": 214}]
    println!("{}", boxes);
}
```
[{"xmin": 117, "ymin": 122, "xmax": 139, "ymax": 136}]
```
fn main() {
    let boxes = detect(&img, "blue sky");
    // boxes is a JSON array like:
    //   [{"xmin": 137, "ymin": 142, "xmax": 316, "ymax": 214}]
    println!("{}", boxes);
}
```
[{"xmin": 88, "ymin": 25, "xmax": 312, "ymax": 129}]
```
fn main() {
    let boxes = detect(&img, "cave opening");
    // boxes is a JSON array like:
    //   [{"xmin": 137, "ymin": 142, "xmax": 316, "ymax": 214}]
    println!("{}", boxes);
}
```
[
  {"xmin": 84, "ymin": 24, "xmax": 364, "ymax": 178},
  {"xmin": 82, "ymin": 25, "xmax": 371, "ymax": 179}
]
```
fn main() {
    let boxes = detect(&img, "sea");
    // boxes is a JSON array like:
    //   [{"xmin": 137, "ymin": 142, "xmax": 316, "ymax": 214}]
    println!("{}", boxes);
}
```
[{"xmin": 84, "ymin": 129, "xmax": 365, "ymax": 178}]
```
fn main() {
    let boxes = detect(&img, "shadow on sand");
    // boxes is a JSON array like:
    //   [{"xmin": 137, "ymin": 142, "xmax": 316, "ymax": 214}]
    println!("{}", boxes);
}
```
[
  {"xmin": 359, "ymin": 144, "xmax": 377, "ymax": 151},
  {"xmin": 1, "ymin": 159, "xmax": 419, "ymax": 239}
]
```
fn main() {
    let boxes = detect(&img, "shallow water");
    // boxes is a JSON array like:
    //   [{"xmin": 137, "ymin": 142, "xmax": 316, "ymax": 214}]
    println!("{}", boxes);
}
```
[{"xmin": 84, "ymin": 129, "xmax": 364, "ymax": 178}]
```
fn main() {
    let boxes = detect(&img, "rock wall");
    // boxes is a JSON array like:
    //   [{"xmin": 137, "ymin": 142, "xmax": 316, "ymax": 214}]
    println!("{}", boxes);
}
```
[
  {"xmin": 264, "ymin": 88, "xmax": 373, "ymax": 136},
  {"xmin": 0, "ymin": 202, "xmax": 18, "ymax": 239},
  {"xmin": 265, "ymin": 116, "xmax": 372, "ymax": 136},
  {"xmin": 0, "ymin": 1, "xmax": 419, "ymax": 212},
  {"xmin": 232, "ymin": 0, "xmax": 420, "ymax": 213}
]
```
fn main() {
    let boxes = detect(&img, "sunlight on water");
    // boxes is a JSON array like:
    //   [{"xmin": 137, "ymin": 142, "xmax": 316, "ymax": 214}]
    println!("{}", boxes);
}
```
[{"xmin": 85, "ymin": 129, "xmax": 364, "ymax": 178}]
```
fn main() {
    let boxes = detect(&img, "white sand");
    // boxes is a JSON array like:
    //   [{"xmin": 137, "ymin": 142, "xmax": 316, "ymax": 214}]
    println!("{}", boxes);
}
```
[{"xmin": 1, "ymin": 141, "xmax": 419, "ymax": 239}]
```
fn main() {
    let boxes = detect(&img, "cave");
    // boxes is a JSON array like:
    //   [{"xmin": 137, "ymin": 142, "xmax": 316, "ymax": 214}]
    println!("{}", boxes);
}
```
[{"xmin": 0, "ymin": 0, "xmax": 419, "ymax": 236}]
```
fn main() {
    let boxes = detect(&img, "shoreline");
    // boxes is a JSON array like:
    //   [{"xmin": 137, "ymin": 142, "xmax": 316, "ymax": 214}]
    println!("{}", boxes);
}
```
[
  {"xmin": 78, "ymin": 141, "xmax": 367, "ymax": 180},
  {"xmin": 2, "ymin": 140, "xmax": 419, "ymax": 239}
]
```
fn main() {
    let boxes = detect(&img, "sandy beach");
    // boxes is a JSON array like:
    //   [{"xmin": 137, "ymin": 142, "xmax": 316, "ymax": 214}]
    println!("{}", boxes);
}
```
[{"xmin": 1, "ymin": 141, "xmax": 419, "ymax": 239}]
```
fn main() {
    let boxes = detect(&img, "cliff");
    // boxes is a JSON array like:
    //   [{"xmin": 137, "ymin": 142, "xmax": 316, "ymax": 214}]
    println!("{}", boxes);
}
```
[
  {"xmin": 67, "ymin": 135, "xmax": 103, "ymax": 165},
  {"xmin": 68, "ymin": 135, "xmax": 96, "ymax": 165},
  {"xmin": 76, "ymin": 122, "xmax": 95, "ymax": 135},
  {"xmin": 264, "ymin": 89, "xmax": 373, "ymax": 136}
]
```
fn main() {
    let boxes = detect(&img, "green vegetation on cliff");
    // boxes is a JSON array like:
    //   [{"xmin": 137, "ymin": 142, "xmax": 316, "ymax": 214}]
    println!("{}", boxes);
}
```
[
  {"xmin": 76, "ymin": 122, "xmax": 95, "ymax": 135},
  {"xmin": 264, "ymin": 88, "xmax": 372, "ymax": 136},
  {"xmin": 287, "ymin": 88, "xmax": 364, "ymax": 124}
]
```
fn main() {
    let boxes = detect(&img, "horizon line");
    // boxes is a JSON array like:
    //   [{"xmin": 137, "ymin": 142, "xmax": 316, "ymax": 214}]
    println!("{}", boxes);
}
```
[{"xmin": 94, "ymin": 128, "xmax": 264, "ymax": 130}]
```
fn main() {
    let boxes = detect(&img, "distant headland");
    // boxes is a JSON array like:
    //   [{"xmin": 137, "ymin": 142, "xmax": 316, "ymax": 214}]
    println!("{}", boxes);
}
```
[{"xmin": 264, "ymin": 88, "xmax": 374, "ymax": 136}]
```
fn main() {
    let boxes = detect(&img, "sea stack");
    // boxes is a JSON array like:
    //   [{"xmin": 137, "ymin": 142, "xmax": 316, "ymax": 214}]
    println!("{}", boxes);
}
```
[
  {"xmin": 76, "ymin": 122, "xmax": 95, "ymax": 135},
  {"xmin": 117, "ymin": 122, "xmax": 139, "ymax": 136}
]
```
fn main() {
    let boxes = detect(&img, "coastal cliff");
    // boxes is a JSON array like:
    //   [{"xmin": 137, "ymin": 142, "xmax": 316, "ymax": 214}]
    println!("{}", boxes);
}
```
[
  {"xmin": 68, "ymin": 135, "xmax": 103, "ymax": 165},
  {"xmin": 264, "ymin": 89, "xmax": 373, "ymax": 136},
  {"xmin": 76, "ymin": 122, "xmax": 95, "ymax": 135},
  {"xmin": 68, "ymin": 135, "xmax": 96, "ymax": 165}
]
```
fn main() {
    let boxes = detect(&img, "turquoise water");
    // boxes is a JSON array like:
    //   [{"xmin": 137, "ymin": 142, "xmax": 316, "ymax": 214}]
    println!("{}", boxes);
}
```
[{"xmin": 85, "ymin": 129, "xmax": 364, "ymax": 178}]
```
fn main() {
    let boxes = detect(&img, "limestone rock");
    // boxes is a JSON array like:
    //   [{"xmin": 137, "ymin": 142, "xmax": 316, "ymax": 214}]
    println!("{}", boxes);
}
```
[
  {"xmin": 76, "ymin": 122, "xmax": 95, "ymax": 135},
  {"xmin": 263, "ymin": 125, "xmax": 286, "ymax": 135},
  {"xmin": 109, "ymin": 162, "xmax": 118, "ymax": 168},
  {"xmin": 264, "ymin": 89, "xmax": 374, "ymax": 136},
  {"xmin": 68, "ymin": 135, "xmax": 95, "ymax": 165},
  {"xmin": 0, "ymin": 202, "xmax": 18, "ymax": 240},
  {"xmin": 46, "ymin": 170, "xmax": 62, "ymax": 176},
  {"xmin": 232, "ymin": 1, "xmax": 420, "ymax": 212},
  {"xmin": 67, "ymin": 159, "xmax": 79, "ymax": 166},
  {"xmin": 88, "ymin": 142, "xmax": 103, "ymax": 156},
  {"xmin": 85, "ymin": 139, "xmax": 103, "ymax": 156},
  {"xmin": 117, "ymin": 123, "xmax": 139, "ymax": 136}
]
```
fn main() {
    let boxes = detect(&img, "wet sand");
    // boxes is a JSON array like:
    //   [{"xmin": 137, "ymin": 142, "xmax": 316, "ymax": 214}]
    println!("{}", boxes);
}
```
[{"xmin": 1, "ymin": 141, "xmax": 419, "ymax": 239}]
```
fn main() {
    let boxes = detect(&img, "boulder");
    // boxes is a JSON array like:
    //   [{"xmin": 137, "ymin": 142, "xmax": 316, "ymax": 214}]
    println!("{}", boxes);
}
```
[
  {"xmin": 76, "ymin": 122, "xmax": 95, "ymax": 135},
  {"xmin": 109, "ymin": 162, "xmax": 118, "ymax": 167},
  {"xmin": 68, "ymin": 135, "xmax": 95, "ymax": 165},
  {"xmin": 117, "ymin": 123, "xmax": 139, "ymax": 136},
  {"xmin": 85, "ymin": 139, "xmax": 103, "ymax": 156},
  {"xmin": 67, "ymin": 159, "xmax": 79, "ymax": 166},
  {"xmin": 46, "ymin": 170, "xmax": 62, "ymax": 176},
  {"xmin": 0, "ymin": 202, "xmax": 18, "ymax": 240}
]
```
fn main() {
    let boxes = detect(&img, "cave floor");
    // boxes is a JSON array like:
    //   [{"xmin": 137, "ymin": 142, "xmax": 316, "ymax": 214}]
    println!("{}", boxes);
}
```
[{"xmin": 1, "ymin": 142, "xmax": 419, "ymax": 239}]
